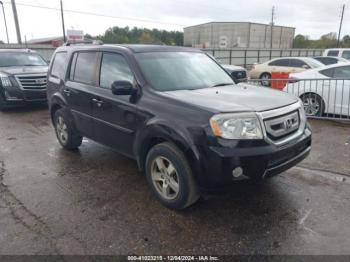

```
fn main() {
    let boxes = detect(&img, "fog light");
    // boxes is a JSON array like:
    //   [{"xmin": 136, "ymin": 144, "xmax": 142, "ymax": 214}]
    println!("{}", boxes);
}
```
[{"xmin": 232, "ymin": 167, "xmax": 243, "ymax": 178}]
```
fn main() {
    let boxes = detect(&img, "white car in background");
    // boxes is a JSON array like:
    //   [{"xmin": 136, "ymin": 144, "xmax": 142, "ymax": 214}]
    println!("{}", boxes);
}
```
[
  {"xmin": 249, "ymin": 57, "xmax": 323, "ymax": 86},
  {"xmin": 284, "ymin": 63, "xmax": 350, "ymax": 117}
]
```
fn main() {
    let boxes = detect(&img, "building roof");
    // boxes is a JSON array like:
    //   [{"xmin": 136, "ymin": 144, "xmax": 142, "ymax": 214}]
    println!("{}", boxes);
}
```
[
  {"xmin": 27, "ymin": 36, "xmax": 63, "ymax": 44},
  {"xmin": 184, "ymin": 21, "xmax": 295, "ymax": 30}
]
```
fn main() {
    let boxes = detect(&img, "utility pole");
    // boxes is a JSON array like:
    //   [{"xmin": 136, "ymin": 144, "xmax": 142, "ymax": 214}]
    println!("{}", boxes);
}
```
[
  {"xmin": 0, "ymin": 1, "xmax": 9, "ymax": 43},
  {"xmin": 337, "ymin": 4, "xmax": 345, "ymax": 47},
  {"xmin": 60, "ymin": 0, "xmax": 66, "ymax": 42},
  {"xmin": 11, "ymin": 0, "xmax": 21, "ymax": 44},
  {"xmin": 270, "ymin": 6, "xmax": 275, "ymax": 49}
]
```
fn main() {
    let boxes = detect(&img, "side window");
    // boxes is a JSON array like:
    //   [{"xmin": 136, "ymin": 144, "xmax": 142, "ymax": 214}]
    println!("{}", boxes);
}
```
[
  {"xmin": 341, "ymin": 51, "xmax": 350, "ymax": 60},
  {"xmin": 268, "ymin": 59, "xmax": 289, "ymax": 67},
  {"xmin": 50, "ymin": 52, "xmax": 67, "ymax": 79},
  {"xmin": 71, "ymin": 52, "xmax": 98, "ymax": 85},
  {"xmin": 320, "ymin": 68, "xmax": 334, "ymax": 78},
  {"xmin": 333, "ymin": 66, "xmax": 350, "ymax": 78},
  {"xmin": 99, "ymin": 53, "xmax": 134, "ymax": 89},
  {"xmin": 327, "ymin": 50, "xmax": 339, "ymax": 57},
  {"xmin": 290, "ymin": 59, "xmax": 308, "ymax": 68}
]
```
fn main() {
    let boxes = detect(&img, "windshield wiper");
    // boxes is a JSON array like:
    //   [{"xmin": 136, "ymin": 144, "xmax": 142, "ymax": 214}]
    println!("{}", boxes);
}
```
[{"xmin": 211, "ymin": 83, "xmax": 233, "ymax": 87}]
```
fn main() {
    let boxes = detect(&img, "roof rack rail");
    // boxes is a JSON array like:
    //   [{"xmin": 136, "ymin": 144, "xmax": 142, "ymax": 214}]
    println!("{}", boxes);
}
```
[{"xmin": 63, "ymin": 39, "xmax": 104, "ymax": 46}]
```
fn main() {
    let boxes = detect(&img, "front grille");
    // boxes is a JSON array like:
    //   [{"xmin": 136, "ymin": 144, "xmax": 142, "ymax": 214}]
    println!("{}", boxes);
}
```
[
  {"xmin": 16, "ymin": 75, "xmax": 47, "ymax": 90},
  {"xmin": 264, "ymin": 111, "xmax": 300, "ymax": 141},
  {"xmin": 231, "ymin": 70, "xmax": 247, "ymax": 79}
]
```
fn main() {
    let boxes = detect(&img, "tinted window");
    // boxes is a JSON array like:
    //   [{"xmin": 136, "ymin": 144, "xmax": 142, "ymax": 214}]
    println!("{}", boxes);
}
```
[
  {"xmin": 0, "ymin": 52, "xmax": 47, "ymax": 67},
  {"xmin": 333, "ymin": 66, "xmax": 350, "ymax": 78},
  {"xmin": 135, "ymin": 52, "xmax": 233, "ymax": 91},
  {"xmin": 72, "ymin": 52, "xmax": 98, "ymax": 85},
  {"xmin": 315, "ymin": 57, "xmax": 337, "ymax": 65},
  {"xmin": 51, "ymin": 52, "xmax": 67, "ymax": 79},
  {"xmin": 341, "ymin": 51, "xmax": 350, "ymax": 60},
  {"xmin": 320, "ymin": 68, "xmax": 334, "ymax": 77},
  {"xmin": 289, "ymin": 59, "xmax": 308, "ymax": 68},
  {"xmin": 100, "ymin": 53, "xmax": 133, "ymax": 89},
  {"xmin": 268, "ymin": 59, "xmax": 290, "ymax": 67},
  {"xmin": 327, "ymin": 50, "xmax": 339, "ymax": 57}
]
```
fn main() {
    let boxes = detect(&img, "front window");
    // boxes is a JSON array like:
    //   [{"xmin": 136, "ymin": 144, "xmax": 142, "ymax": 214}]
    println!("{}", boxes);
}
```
[
  {"xmin": 341, "ymin": 51, "xmax": 350, "ymax": 60},
  {"xmin": 135, "ymin": 52, "xmax": 233, "ymax": 91},
  {"xmin": 0, "ymin": 52, "xmax": 47, "ymax": 67}
]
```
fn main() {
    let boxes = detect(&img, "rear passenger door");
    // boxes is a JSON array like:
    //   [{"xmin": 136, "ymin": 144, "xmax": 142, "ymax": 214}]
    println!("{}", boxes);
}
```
[
  {"xmin": 64, "ymin": 51, "xmax": 99, "ymax": 139},
  {"xmin": 268, "ymin": 59, "xmax": 290, "ymax": 73},
  {"xmin": 91, "ymin": 52, "xmax": 138, "ymax": 157}
]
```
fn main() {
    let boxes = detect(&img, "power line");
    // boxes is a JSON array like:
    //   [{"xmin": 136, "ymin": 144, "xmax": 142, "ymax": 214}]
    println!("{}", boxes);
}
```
[{"xmin": 3, "ymin": 1, "xmax": 187, "ymax": 27}]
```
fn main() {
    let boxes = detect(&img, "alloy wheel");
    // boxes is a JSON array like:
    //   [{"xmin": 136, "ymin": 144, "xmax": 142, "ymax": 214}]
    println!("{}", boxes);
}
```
[
  {"xmin": 151, "ymin": 156, "xmax": 180, "ymax": 200},
  {"xmin": 303, "ymin": 97, "xmax": 320, "ymax": 116},
  {"xmin": 56, "ymin": 116, "xmax": 68, "ymax": 144}
]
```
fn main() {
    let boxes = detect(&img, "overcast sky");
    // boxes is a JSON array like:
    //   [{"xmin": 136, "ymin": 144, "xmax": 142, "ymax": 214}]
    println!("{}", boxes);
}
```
[{"xmin": 0, "ymin": 0, "xmax": 348, "ymax": 43}]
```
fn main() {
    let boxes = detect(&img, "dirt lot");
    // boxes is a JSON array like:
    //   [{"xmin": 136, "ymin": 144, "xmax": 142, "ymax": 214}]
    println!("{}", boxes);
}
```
[{"xmin": 0, "ymin": 105, "xmax": 349, "ymax": 255}]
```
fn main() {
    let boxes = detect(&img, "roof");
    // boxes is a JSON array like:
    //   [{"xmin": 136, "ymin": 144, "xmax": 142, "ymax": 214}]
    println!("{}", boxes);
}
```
[
  {"xmin": 57, "ymin": 44, "xmax": 200, "ymax": 53},
  {"xmin": 184, "ymin": 21, "xmax": 295, "ymax": 30}
]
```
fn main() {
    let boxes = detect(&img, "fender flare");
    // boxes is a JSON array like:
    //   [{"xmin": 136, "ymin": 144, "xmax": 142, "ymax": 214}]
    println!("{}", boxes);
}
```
[{"xmin": 134, "ymin": 119, "xmax": 202, "ymax": 181}]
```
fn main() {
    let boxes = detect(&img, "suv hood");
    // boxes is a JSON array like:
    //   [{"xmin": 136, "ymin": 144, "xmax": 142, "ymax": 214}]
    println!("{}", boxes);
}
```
[
  {"xmin": 162, "ymin": 84, "xmax": 298, "ymax": 113},
  {"xmin": 0, "ymin": 66, "xmax": 48, "ymax": 75}
]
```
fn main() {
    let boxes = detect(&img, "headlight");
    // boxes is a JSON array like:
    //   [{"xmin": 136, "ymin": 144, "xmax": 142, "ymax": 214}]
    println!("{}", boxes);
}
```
[
  {"xmin": 0, "ymin": 72, "xmax": 12, "ymax": 88},
  {"xmin": 210, "ymin": 112, "xmax": 263, "ymax": 139}
]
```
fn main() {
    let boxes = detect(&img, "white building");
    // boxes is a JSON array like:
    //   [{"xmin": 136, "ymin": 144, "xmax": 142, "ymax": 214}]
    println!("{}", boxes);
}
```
[{"xmin": 184, "ymin": 22, "xmax": 295, "ymax": 49}]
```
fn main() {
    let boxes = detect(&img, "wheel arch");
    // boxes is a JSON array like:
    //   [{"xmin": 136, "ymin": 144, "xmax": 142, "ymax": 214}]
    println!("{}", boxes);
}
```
[{"xmin": 134, "ymin": 122, "xmax": 201, "ymax": 182}]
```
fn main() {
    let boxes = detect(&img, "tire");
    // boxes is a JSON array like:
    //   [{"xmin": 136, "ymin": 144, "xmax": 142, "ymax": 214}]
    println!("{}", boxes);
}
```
[
  {"xmin": 145, "ymin": 142, "xmax": 200, "ymax": 210},
  {"xmin": 54, "ymin": 108, "xmax": 82, "ymax": 150},
  {"xmin": 0, "ymin": 95, "xmax": 8, "ymax": 111},
  {"xmin": 260, "ymin": 73, "xmax": 271, "ymax": 87},
  {"xmin": 300, "ymin": 93, "xmax": 325, "ymax": 117}
]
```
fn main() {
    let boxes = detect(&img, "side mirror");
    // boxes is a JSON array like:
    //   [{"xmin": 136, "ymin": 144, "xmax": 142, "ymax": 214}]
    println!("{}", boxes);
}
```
[
  {"xmin": 111, "ymin": 80, "xmax": 136, "ymax": 96},
  {"xmin": 302, "ymin": 65, "xmax": 310, "ymax": 69}
]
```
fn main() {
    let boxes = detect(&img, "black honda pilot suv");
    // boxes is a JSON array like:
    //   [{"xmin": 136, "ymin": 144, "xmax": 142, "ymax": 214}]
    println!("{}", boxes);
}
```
[
  {"xmin": 47, "ymin": 44, "xmax": 312, "ymax": 209},
  {"xmin": 0, "ymin": 49, "xmax": 48, "ymax": 110}
]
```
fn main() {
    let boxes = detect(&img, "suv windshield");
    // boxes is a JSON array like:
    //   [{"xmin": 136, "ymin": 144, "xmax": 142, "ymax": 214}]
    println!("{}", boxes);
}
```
[
  {"xmin": 0, "ymin": 52, "xmax": 47, "ymax": 67},
  {"xmin": 135, "ymin": 52, "xmax": 233, "ymax": 91}
]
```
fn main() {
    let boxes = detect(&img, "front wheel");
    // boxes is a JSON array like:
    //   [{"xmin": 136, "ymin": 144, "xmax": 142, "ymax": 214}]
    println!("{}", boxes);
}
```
[
  {"xmin": 300, "ymin": 94, "xmax": 325, "ymax": 116},
  {"xmin": 145, "ymin": 142, "xmax": 200, "ymax": 210},
  {"xmin": 54, "ymin": 108, "xmax": 82, "ymax": 150}
]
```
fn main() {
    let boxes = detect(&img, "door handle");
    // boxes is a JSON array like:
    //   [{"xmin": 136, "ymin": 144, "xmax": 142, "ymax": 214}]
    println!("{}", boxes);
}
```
[
  {"xmin": 92, "ymin": 98, "xmax": 104, "ymax": 107},
  {"xmin": 63, "ymin": 88, "xmax": 71, "ymax": 96}
]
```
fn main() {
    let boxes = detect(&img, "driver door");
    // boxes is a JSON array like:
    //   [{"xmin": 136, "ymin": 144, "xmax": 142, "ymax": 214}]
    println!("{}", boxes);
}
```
[{"xmin": 91, "ymin": 52, "xmax": 138, "ymax": 157}]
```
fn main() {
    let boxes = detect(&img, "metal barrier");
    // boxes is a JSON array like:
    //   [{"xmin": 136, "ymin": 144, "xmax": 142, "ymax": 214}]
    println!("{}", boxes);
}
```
[
  {"xmin": 203, "ymin": 48, "xmax": 324, "ymax": 69},
  {"xmin": 246, "ymin": 78, "xmax": 350, "ymax": 121}
]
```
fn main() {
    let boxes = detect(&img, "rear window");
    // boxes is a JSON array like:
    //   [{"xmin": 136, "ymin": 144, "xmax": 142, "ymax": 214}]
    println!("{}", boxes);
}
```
[
  {"xmin": 327, "ymin": 50, "xmax": 339, "ymax": 57},
  {"xmin": 50, "ymin": 52, "xmax": 67, "ymax": 79},
  {"xmin": 70, "ymin": 52, "xmax": 98, "ymax": 85}
]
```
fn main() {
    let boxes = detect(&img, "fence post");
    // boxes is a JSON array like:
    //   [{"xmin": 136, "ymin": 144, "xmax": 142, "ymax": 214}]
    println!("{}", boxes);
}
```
[
  {"xmin": 213, "ymin": 50, "xmax": 215, "ymax": 58},
  {"xmin": 290, "ymin": 49, "xmax": 292, "ymax": 56},
  {"xmin": 269, "ymin": 49, "xmax": 272, "ymax": 59},
  {"xmin": 229, "ymin": 50, "xmax": 232, "ymax": 65},
  {"xmin": 257, "ymin": 49, "xmax": 260, "ymax": 63},
  {"xmin": 244, "ymin": 50, "xmax": 247, "ymax": 68}
]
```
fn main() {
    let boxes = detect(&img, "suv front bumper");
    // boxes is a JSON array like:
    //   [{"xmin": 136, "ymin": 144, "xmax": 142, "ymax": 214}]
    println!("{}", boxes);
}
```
[
  {"xmin": 1, "ymin": 86, "xmax": 47, "ymax": 106},
  {"xmin": 196, "ymin": 126, "xmax": 311, "ymax": 191}
]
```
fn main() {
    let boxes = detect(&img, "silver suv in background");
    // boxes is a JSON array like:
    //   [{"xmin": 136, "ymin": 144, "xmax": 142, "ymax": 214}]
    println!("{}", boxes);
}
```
[{"xmin": 0, "ymin": 49, "xmax": 48, "ymax": 110}]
